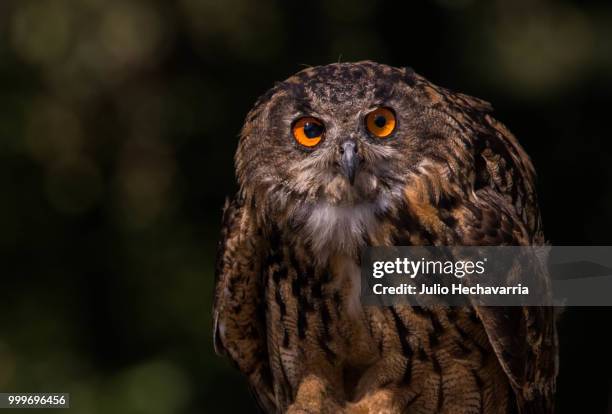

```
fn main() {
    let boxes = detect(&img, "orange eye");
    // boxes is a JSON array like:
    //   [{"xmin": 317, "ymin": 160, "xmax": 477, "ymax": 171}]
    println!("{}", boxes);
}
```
[
  {"xmin": 292, "ymin": 117, "xmax": 325, "ymax": 148},
  {"xmin": 365, "ymin": 107, "xmax": 396, "ymax": 138}
]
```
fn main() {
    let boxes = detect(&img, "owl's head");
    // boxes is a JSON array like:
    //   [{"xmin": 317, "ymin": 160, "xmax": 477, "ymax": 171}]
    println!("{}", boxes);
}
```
[
  {"xmin": 234, "ymin": 61, "xmax": 527, "ymax": 255},
  {"xmin": 237, "ymin": 62, "xmax": 433, "ymax": 203}
]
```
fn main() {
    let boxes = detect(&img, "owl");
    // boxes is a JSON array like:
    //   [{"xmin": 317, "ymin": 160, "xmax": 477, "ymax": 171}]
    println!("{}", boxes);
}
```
[{"xmin": 213, "ymin": 62, "xmax": 557, "ymax": 414}]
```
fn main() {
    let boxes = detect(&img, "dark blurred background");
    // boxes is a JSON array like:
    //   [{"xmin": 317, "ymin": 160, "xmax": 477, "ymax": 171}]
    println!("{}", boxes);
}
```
[{"xmin": 0, "ymin": 0, "xmax": 611, "ymax": 413}]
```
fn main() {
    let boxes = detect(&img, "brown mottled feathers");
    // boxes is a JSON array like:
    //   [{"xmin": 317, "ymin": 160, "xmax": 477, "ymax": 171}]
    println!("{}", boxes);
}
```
[
  {"xmin": 214, "ymin": 196, "xmax": 275, "ymax": 412},
  {"xmin": 214, "ymin": 62, "xmax": 557, "ymax": 413}
]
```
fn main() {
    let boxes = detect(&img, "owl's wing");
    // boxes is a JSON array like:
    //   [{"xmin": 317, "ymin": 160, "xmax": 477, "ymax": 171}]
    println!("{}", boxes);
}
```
[
  {"xmin": 398, "ymin": 78, "xmax": 557, "ymax": 412},
  {"xmin": 457, "ymin": 189, "xmax": 557, "ymax": 414},
  {"xmin": 213, "ymin": 196, "xmax": 275, "ymax": 412},
  {"xmin": 462, "ymin": 106, "xmax": 556, "ymax": 414}
]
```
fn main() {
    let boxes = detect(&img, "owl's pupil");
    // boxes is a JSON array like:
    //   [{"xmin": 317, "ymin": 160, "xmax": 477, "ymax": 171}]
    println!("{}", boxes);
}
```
[
  {"xmin": 374, "ymin": 115, "xmax": 387, "ymax": 128},
  {"xmin": 303, "ymin": 122, "xmax": 323, "ymax": 138}
]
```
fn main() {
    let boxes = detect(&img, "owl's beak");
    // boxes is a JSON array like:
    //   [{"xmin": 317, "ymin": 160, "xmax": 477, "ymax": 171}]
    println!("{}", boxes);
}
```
[{"xmin": 339, "ymin": 140, "xmax": 359, "ymax": 185}]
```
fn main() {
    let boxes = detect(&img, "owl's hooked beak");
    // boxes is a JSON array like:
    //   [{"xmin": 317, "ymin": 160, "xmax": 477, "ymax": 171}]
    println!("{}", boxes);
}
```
[{"xmin": 339, "ymin": 140, "xmax": 360, "ymax": 185}]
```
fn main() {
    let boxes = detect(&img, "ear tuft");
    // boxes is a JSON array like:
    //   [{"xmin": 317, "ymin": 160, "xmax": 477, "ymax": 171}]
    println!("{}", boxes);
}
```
[{"xmin": 404, "ymin": 67, "xmax": 417, "ymax": 87}]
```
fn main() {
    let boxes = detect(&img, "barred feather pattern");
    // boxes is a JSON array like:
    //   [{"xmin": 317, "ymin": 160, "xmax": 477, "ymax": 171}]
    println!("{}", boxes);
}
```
[{"xmin": 214, "ymin": 62, "xmax": 557, "ymax": 414}]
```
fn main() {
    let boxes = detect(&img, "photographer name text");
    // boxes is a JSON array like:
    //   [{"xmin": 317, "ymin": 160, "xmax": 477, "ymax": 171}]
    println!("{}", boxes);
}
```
[{"xmin": 371, "ymin": 283, "xmax": 529, "ymax": 296}]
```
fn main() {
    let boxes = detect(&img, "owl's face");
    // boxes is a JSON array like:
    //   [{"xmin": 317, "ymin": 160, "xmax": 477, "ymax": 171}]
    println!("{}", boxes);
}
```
[{"xmin": 236, "ymin": 62, "xmax": 460, "ymax": 253}]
